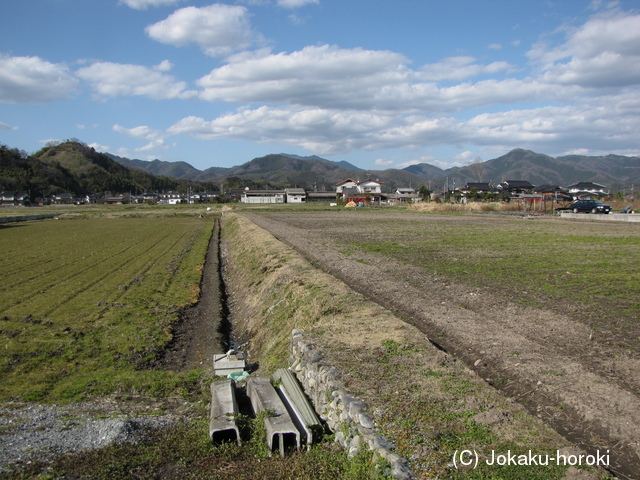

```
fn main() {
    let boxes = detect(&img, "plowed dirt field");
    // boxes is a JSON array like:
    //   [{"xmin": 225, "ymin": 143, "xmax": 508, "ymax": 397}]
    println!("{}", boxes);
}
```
[{"xmin": 241, "ymin": 209, "xmax": 640, "ymax": 479}]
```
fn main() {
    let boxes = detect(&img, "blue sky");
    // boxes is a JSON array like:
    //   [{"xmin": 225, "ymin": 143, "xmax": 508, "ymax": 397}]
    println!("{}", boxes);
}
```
[{"xmin": 1, "ymin": 0, "xmax": 640, "ymax": 171}]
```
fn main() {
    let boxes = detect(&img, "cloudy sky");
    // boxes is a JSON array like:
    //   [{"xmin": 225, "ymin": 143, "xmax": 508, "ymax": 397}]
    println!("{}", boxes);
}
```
[{"xmin": 1, "ymin": 0, "xmax": 639, "ymax": 170}]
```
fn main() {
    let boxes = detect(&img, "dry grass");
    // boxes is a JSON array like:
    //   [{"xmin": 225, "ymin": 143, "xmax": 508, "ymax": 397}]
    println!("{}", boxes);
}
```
[{"xmin": 408, "ymin": 201, "xmax": 542, "ymax": 213}]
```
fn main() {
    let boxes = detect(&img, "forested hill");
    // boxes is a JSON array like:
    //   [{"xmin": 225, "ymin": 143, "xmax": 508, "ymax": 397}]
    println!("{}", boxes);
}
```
[{"xmin": 0, "ymin": 141, "xmax": 208, "ymax": 198}]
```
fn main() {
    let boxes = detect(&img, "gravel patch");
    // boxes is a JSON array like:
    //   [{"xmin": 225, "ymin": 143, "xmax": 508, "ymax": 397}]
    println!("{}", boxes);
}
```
[{"xmin": 0, "ymin": 402, "xmax": 178, "ymax": 473}]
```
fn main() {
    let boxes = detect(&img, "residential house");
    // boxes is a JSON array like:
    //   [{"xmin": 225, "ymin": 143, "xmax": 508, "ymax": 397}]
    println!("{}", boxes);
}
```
[
  {"xmin": 389, "ymin": 187, "xmax": 419, "ymax": 205},
  {"xmin": 159, "ymin": 192, "xmax": 184, "ymax": 205},
  {"xmin": 461, "ymin": 182, "xmax": 495, "ymax": 193},
  {"xmin": 457, "ymin": 182, "xmax": 499, "ymax": 202},
  {"xmin": 566, "ymin": 182, "xmax": 608, "ymax": 199},
  {"xmin": 534, "ymin": 185, "xmax": 572, "ymax": 202},
  {"xmin": 199, "ymin": 192, "xmax": 220, "ymax": 203},
  {"xmin": 105, "ymin": 195, "xmax": 125, "ymax": 205},
  {"xmin": 52, "ymin": 193, "xmax": 74, "ymax": 204},
  {"xmin": 335, "ymin": 179, "xmax": 358, "ymax": 194},
  {"xmin": 336, "ymin": 178, "xmax": 383, "ymax": 204},
  {"xmin": 356, "ymin": 179, "xmax": 382, "ymax": 195},
  {"xmin": 89, "ymin": 193, "xmax": 102, "ymax": 204},
  {"xmin": 136, "ymin": 193, "xmax": 159, "ymax": 204},
  {"xmin": 226, "ymin": 189, "xmax": 245, "ymax": 202},
  {"xmin": 497, "ymin": 180, "xmax": 535, "ymax": 194},
  {"xmin": 0, "ymin": 191, "xmax": 31, "ymax": 206}
]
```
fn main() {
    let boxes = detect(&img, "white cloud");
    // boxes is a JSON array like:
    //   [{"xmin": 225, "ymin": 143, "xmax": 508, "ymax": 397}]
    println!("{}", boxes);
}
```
[
  {"xmin": 397, "ymin": 155, "xmax": 443, "ymax": 169},
  {"xmin": 119, "ymin": 0, "xmax": 182, "ymax": 10},
  {"xmin": 488, "ymin": 43, "xmax": 502, "ymax": 50},
  {"xmin": 145, "ymin": 4, "xmax": 257, "ymax": 58},
  {"xmin": 374, "ymin": 158, "xmax": 394, "ymax": 167},
  {"xmin": 419, "ymin": 56, "xmax": 512, "ymax": 81},
  {"xmin": 155, "ymin": 9, "xmax": 636, "ymax": 160},
  {"xmin": 153, "ymin": 60, "xmax": 173, "ymax": 72},
  {"xmin": 464, "ymin": 97, "xmax": 640, "ymax": 152},
  {"xmin": 455, "ymin": 150, "xmax": 475, "ymax": 162},
  {"xmin": 76, "ymin": 61, "xmax": 196, "ymax": 100},
  {"xmin": 529, "ymin": 11, "xmax": 640, "ymax": 88},
  {"xmin": 195, "ymin": 46, "xmax": 532, "ymax": 113},
  {"xmin": 113, "ymin": 124, "xmax": 160, "ymax": 139},
  {"xmin": 165, "ymin": 83, "xmax": 640, "ymax": 158},
  {"xmin": 0, "ymin": 54, "xmax": 78, "ymax": 104},
  {"xmin": 137, "ymin": 138, "xmax": 167, "ymax": 152},
  {"xmin": 167, "ymin": 106, "xmax": 399, "ymax": 155},
  {"xmin": 197, "ymin": 45, "xmax": 413, "ymax": 109},
  {"xmin": 277, "ymin": 0, "xmax": 319, "ymax": 8},
  {"xmin": 88, "ymin": 142, "xmax": 110, "ymax": 152},
  {"xmin": 0, "ymin": 121, "xmax": 17, "ymax": 130},
  {"xmin": 113, "ymin": 124, "xmax": 167, "ymax": 154}
]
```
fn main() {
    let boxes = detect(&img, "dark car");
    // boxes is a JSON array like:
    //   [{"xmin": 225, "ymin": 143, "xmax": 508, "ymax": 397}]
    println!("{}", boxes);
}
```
[{"xmin": 570, "ymin": 199, "xmax": 612, "ymax": 214}]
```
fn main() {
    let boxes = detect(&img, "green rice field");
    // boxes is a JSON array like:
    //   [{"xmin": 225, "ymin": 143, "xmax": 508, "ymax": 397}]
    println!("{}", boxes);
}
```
[{"xmin": 0, "ymin": 213, "xmax": 215, "ymax": 403}]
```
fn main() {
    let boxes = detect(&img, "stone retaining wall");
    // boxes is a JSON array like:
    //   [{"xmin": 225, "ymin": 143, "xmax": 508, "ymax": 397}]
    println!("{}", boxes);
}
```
[{"xmin": 288, "ymin": 329, "xmax": 414, "ymax": 480}]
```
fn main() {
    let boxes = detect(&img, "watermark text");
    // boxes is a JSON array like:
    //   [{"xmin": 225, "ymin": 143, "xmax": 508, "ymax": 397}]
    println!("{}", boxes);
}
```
[{"xmin": 452, "ymin": 449, "xmax": 610, "ymax": 469}]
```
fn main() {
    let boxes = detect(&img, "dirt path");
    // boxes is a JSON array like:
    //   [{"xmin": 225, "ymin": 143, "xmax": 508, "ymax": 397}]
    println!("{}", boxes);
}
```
[
  {"xmin": 159, "ymin": 218, "xmax": 227, "ymax": 372},
  {"xmin": 242, "ymin": 210, "xmax": 640, "ymax": 479}
]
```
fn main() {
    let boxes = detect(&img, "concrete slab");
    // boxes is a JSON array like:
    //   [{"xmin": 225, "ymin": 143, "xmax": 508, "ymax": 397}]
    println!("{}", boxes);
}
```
[
  {"xmin": 560, "ymin": 212, "xmax": 640, "ymax": 223},
  {"xmin": 246, "ymin": 376, "xmax": 300, "ymax": 456},
  {"xmin": 209, "ymin": 378, "xmax": 241, "ymax": 445},
  {"xmin": 213, "ymin": 352, "xmax": 246, "ymax": 377}
]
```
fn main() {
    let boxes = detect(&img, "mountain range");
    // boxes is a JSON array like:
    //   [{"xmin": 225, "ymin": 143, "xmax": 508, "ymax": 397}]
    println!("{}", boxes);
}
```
[
  {"xmin": 2, "ymin": 140, "xmax": 639, "ymax": 198},
  {"xmin": 110, "ymin": 148, "xmax": 640, "ymax": 192}
]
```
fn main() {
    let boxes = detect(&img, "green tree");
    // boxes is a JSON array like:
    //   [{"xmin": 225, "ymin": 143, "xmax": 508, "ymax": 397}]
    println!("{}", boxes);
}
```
[{"xmin": 418, "ymin": 185, "xmax": 430, "ymax": 201}]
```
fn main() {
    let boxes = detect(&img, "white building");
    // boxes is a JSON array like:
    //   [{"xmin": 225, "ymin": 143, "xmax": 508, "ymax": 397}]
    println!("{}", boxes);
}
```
[
  {"xmin": 566, "ymin": 182, "xmax": 608, "ymax": 199},
  {"xmin": 241, "ymin": 190, "xmax": 286, "ymax": 203},
  {"xmin": 335, "ymin": 179, "xmax": 358, "ymax": 194},
  {"xmin": 356, "ymin": 179, "xmax": 382, "ymax": 195},
  {"xmin": 285, "ymin": 188, "xmax": 307, "ymax": 203}
]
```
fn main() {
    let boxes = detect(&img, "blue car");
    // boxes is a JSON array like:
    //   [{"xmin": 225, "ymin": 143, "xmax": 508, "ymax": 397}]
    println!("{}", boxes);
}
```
[{"xmin": 570, "ymin": 199, "xmax": 612, "ymax": 214}]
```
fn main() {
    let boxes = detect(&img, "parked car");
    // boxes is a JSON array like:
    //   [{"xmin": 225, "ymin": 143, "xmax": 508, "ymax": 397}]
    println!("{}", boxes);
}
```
[{"xmin": 570, "ymin": 199, "xmax": 612, "ymax": 214}]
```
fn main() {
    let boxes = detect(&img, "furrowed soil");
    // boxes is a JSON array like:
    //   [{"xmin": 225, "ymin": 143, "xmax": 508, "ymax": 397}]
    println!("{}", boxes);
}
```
[{"xmin": 240, "ymin": 209, "xmax": 640, "ymax": 479}]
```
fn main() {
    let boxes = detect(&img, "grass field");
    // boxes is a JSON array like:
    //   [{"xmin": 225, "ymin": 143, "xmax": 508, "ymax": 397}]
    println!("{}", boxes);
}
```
[{"xmin": 0, "ymin": 211, "xmax": 215, "ymax": 403}]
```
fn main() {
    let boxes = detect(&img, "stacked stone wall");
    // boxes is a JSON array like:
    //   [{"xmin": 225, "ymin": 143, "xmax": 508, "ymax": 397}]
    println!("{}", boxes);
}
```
[{"xmin": 288, "ymin": 329, "xmax": 413, "ymax": 480}]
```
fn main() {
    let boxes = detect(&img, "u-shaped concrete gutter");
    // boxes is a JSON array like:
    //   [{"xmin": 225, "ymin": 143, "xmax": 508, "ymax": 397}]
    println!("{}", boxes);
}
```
[
  {"xmin": 272, "ymin": 368, "xmax": 322, "ymax": 448},
  {"xmin": 209, "ymin": 379, "xmax": 241, "ymax": 445},
  {"xmin": 246, "ymin": 376, "xmax": 301, "ymax": 457}
]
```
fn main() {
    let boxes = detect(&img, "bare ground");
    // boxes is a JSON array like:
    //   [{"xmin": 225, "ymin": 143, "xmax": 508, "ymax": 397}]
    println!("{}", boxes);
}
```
[
  {"xmin": 158, "ymin": 218, "xmax": 227, "ymax": 372},
  {"xmin": 240, "ymin": 210, "xmax": 640, "ymax": 479}
]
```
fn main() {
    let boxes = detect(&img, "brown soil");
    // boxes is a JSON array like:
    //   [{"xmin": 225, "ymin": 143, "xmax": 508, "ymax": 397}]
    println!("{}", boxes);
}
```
[
  {"xmin": 158, "ymin": 218, "xmax": 227, "ymax": 372},
  {"xmin": 240, "ymin": 210, "xmax": 640, "ymax": 480}
]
